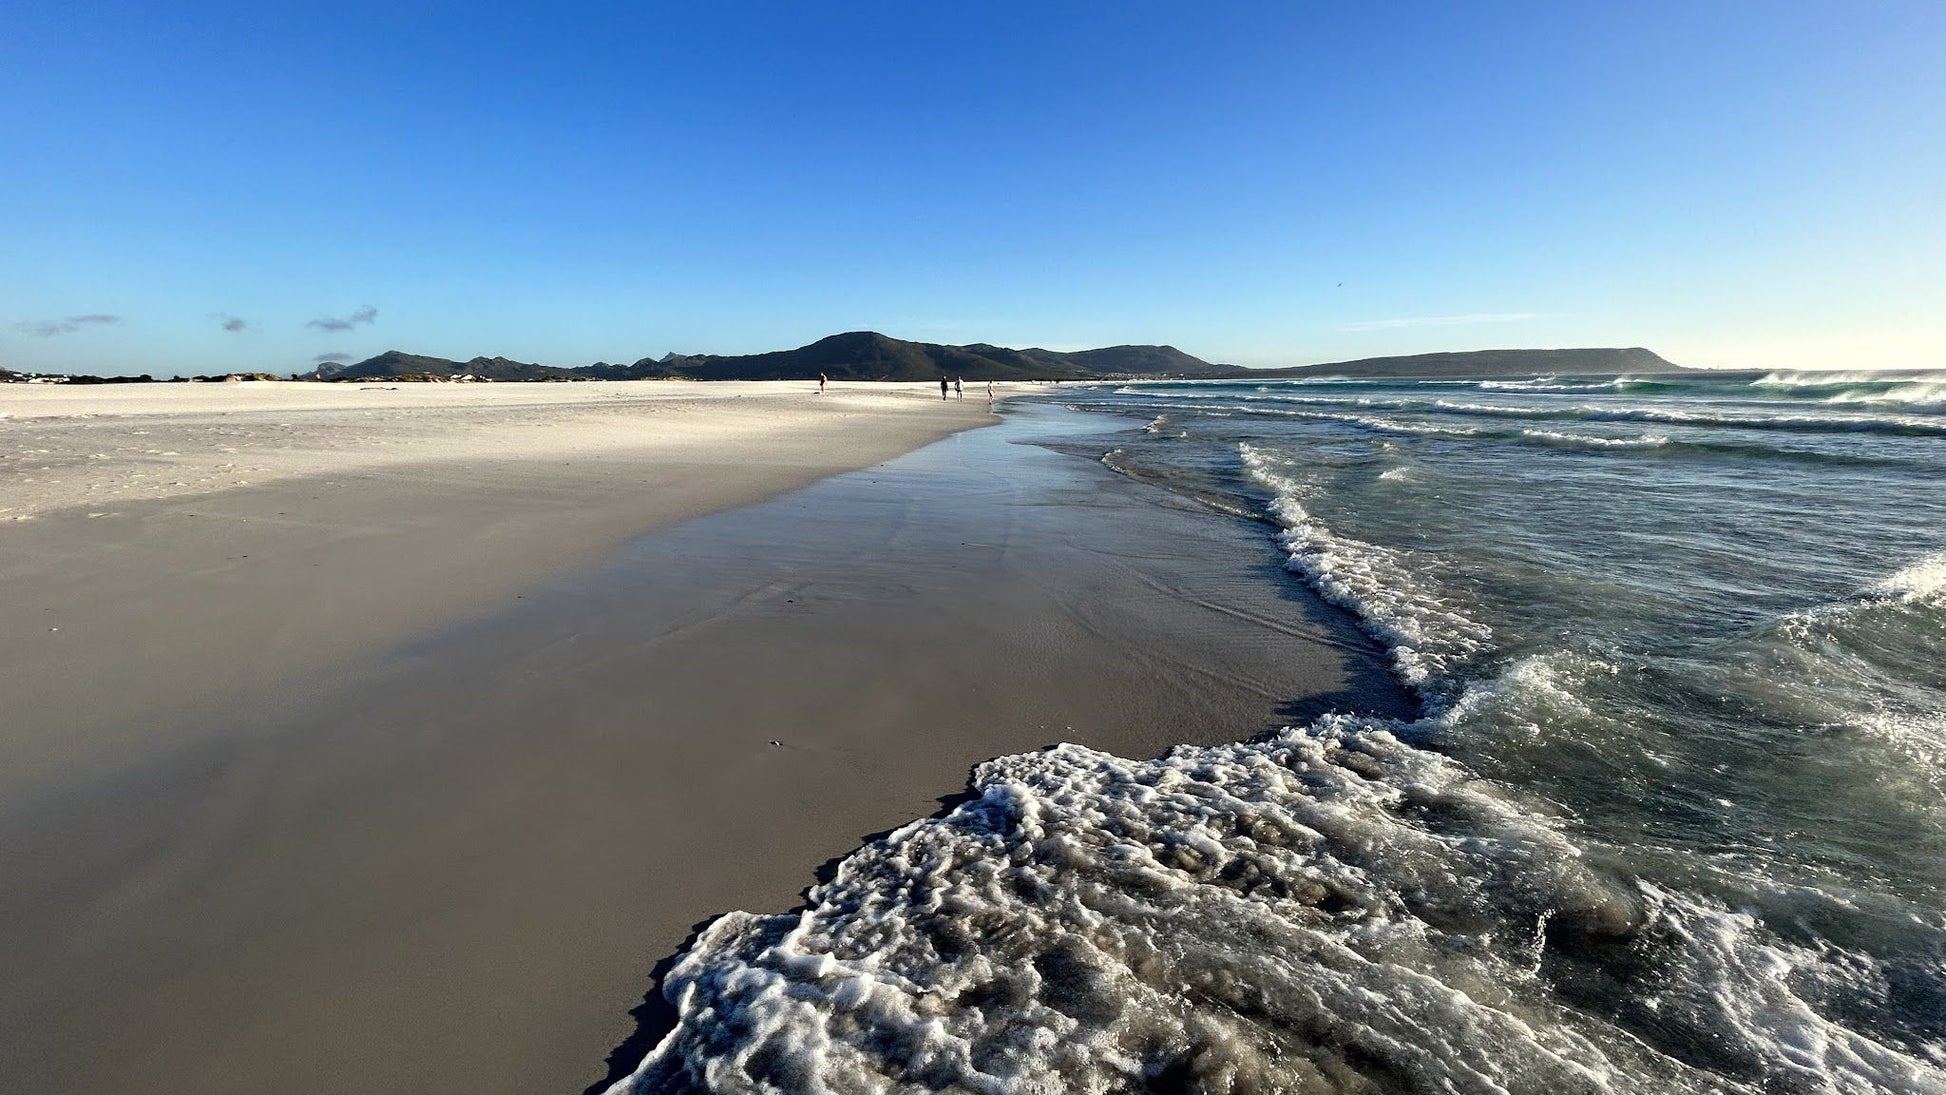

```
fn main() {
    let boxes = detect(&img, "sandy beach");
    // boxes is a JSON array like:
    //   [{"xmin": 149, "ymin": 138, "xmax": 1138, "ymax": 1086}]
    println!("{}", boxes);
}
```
[
  {"xmin": 1, "ymin": 387, "xmax": 1404, "ymax": 1094},
  {"xmin": 1, "ymin": 380, "xmax": 992, "ymax": 802}
]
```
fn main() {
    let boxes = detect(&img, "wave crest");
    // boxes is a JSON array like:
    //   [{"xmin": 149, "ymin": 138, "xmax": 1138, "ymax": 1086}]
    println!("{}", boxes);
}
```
[{"xmin": 1240, "ymin": 443, "xmax": 1492, "ymax": 696}]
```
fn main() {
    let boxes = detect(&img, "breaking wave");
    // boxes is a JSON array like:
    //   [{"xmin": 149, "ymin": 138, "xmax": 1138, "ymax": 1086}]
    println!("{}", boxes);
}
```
[
  {"xmin": 1751, "ymin": 372, "xmax": 1946, "ymax": 410},
  {"xmin": 612, "ymin": 713, "xmax": 1945, "ymax": 1094},
  {"xmin": 1239, "ymin": 443, "xmax": 1490, "ymax": 696},
  {"xmin": 1107, "ymin": 391, "xmax": 1946, "ymax": 438},
  {"xmin": 1420, "ymin": 400, "xmax": 1946, "ymax": 437},
  {"xmin": 1873, "ymin": 552, "xmax": 1946, "ymax": 603}
]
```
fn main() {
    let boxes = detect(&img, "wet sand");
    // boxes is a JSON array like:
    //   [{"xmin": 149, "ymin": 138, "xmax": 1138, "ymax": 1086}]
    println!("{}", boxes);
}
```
[
  {"xmin": 0, "ymin": 401, "xmax": 1408, "ymax": 1094},
  {"xmin": 1, "ymin": 380, "xmax": 992, "ymax": 802}
]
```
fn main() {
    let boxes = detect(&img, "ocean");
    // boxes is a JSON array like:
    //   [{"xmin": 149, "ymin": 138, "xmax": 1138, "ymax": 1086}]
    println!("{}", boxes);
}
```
[{"xmin": 611, "ymin": 370, "xmax": 1946, "ymax": 1093}]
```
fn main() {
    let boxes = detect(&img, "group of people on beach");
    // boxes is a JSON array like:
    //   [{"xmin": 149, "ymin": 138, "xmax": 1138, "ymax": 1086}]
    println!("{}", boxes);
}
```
[
  {"xmin": 814, "ymin": 371, "xmax": 990, "ymax": 406},
  {"xmin": 941, "ymin": 376, "xmax": 996, "ymax": 406}
]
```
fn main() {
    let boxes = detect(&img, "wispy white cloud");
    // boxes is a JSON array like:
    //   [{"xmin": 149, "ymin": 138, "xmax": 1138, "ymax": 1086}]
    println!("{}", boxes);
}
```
[{"xmin": 1339, "ymin": 312, "xmax": 1540, "ymax": 333}]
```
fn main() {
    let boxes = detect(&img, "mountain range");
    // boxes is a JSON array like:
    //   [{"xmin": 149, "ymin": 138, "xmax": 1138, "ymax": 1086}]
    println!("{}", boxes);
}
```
[
  {"xmin": 304, "ymin": 332, "xmax": 1687, "ymax": 383},
  {"xmin": 308, "ymin": 332, "xmax": 1229, "ymax": 383}
]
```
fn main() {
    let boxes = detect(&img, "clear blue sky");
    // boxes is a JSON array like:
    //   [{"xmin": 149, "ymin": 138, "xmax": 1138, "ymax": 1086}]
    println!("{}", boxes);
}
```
[{"xmin": 4, "ymin": 1, "xmax": 1942, "ymax": 375}]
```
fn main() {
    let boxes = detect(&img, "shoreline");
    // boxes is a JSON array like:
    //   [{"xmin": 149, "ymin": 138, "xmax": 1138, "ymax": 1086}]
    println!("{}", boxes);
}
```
[
  {"xmin": 1, "ymin": 400, "xmax": 1407, "ymax": 1095},
  {"xmin": 1, "ymin": 380, "xmax": 996, "ymax": 803}
]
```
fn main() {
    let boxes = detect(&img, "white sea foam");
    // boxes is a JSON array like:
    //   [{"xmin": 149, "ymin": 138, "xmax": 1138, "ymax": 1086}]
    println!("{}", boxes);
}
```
[
  {"xmin": 1519, "ymin": 429, "xmax": 1671, "ymax": 449},
  {"xmin": 1206, "ymin": 394, "xmax": 1922, "ymax": 438},
  {"xmin": 1338, "ymin": 414, "xmax": 1484, "ymax": 439},
  {"xmin": 1752, "ymin": 371, "xmax": 1876, "ymax": 388},
  {"xmin": 1439, "ymin": 651, "xmax": 1608, "ymax": 734},
  {"xmin": 1479, "ymin": 377, "xmax": 1639, "ymax": 393},
  {"xmin": 1790, "ymin": 551, "xmax": 1946, "ymax": 629},
  {"xmin": 1752, "ymin": 371, "xmax": 1946, "ymax": 389},
  {"xmin": 1240, "ymin": 443, "xmax": 1491, "ymax": 696},
  {"xmin": 1423, "ymin": 400, "xmax": 1946, "ymax": 437},
  {"xmin": 613, "ymin": 723, "xmax": 1657, "ymax": 1094},
  {"xmin": 1749, "ymin": 372, "xmax": 1946, "ymax": 410},
  {"xmin": 612, "ymin": 713, "xmax": 1943, "ymax": 1094},
  {"xmin": 1627, "ymin": 885, "xmax": 1946, "ymax": 1095},
  {"xmin": 1872, "ymin": 551, "xmax": 1946, "ymax": 604},
  {"xmin": 1163, "ymin": 405, "xmax": 1670, "ymax": 452}
]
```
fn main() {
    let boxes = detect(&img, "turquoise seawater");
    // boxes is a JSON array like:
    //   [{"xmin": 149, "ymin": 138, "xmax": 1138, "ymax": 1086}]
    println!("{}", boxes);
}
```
[{"xmin": 616, "ymin": 370, "xmax": 1946, "ymax": 1094}]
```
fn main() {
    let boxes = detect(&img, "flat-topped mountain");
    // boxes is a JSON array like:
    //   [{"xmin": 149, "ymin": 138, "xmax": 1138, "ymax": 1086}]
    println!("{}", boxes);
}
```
[
  {"xmin": 1256, "ymin": 347, "xmax": 1687, "ymax": 379},
  {"xmin": 308, "ymin": 332, "xmax": 1246, "ymax": 383}
]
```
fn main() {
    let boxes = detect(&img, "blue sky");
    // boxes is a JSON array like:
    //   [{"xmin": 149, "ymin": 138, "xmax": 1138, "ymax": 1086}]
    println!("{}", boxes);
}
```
[{"xmin": 3, "ymin": 1, "xmax": 1941, "ymax": 375}]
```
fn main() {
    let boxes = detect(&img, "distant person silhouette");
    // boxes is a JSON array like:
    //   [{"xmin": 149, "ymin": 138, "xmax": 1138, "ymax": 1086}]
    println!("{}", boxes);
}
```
[
  {"xmin": 940, "ymin": 377, "xmax": 949, "ymax": 399},
  {"xmin": 818, "ymin": 372, "xmax": 827, "ymax": 394},
  {"xmin": 953, "ymin": 378, "xmax": 963, "ymax": 397}
]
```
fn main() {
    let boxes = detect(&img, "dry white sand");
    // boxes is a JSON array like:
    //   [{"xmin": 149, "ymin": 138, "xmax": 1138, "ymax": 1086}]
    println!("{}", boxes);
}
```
[
  {"xmin": 0, "ymin": 378, "xmax": 998, "ymax": 520},
  {"xmin": 0, "ymin": 379, "xmax": 999, "ymax": 800}
]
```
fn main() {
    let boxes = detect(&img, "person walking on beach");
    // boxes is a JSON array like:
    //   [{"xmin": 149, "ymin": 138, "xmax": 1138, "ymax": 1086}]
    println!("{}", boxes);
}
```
[
  {"xmin": 953, "ymin": 377, "xmax": 963, "ymax": 397},
  {"xmin": 940, "ymin": 376, "xmax": 949, "ymax": 399},
  {"xmin": 818, "ymin": 371, "xmax": 827, "ymax": 394}
]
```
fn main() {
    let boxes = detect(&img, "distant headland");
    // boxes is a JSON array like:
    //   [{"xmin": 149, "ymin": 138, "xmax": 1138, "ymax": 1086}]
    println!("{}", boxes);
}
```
[{"xmin": 2, "ymin": 333, "xmax": 1690, "ymax": 385}]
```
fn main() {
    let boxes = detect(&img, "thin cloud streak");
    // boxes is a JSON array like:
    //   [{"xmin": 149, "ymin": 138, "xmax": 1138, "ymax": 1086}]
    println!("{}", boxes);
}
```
[
  {"xmin": 216, "ymin": 313, "xmax": 249, "ymax": 332},
  {"xmin": 1339, "ymin": 312, "xmax": 1541, "ymax": 333},
  {"xmin": 16, "ymin": 314, "xmax": 120, "ymax": 337},
  {"xmin": 313, "ymin": 352, "xmax": 352, "ymax": 363},
  {"xmin": 307, "ymin": 305, "xmax": 378, "ymax": 332}
]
